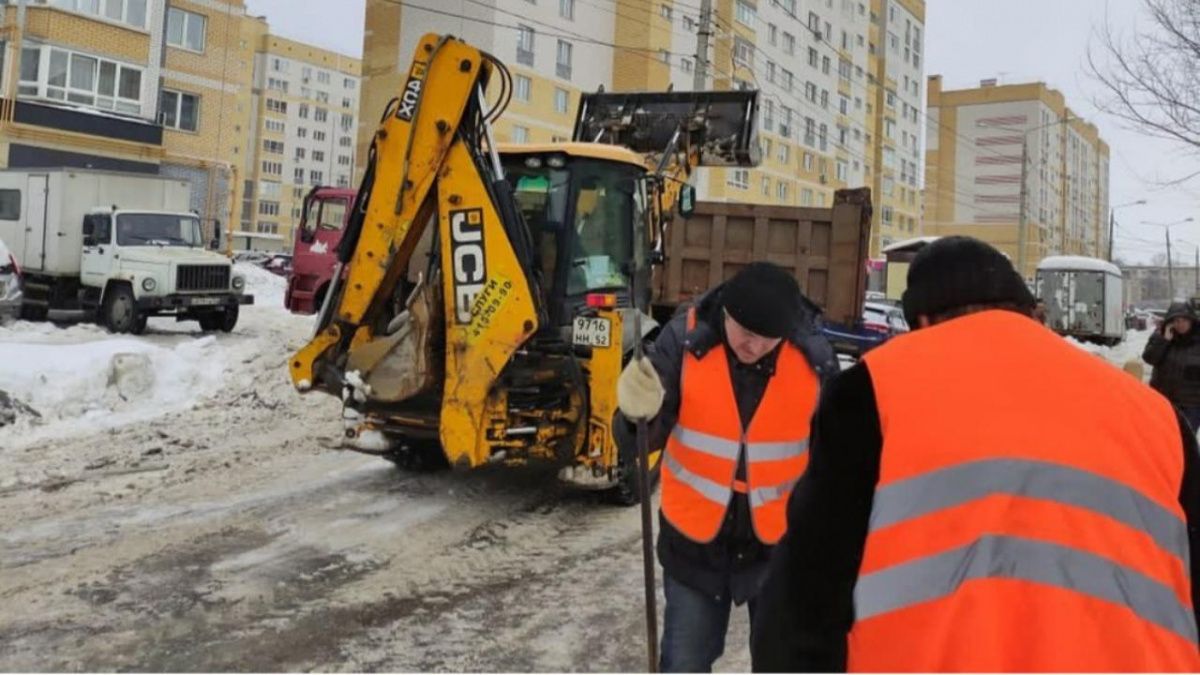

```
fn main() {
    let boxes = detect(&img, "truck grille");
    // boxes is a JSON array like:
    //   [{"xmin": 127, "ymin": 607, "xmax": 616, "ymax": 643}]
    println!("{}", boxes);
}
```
[{"xmin": 177, "ymin": 265, "xmax": 230, "ymax": 292}]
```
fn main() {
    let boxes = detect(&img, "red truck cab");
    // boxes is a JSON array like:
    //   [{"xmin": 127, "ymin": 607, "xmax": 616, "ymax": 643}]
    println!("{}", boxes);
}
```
[{"xmin": 285, "ymin": 186, "xmax": 356, "ymax": 314}]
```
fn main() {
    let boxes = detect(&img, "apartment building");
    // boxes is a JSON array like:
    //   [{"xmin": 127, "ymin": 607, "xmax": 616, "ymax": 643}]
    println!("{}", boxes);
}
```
[
  {"xmin": 359, "ymin": 0, "xmax": 925, "ymax": 256},
  {"xmin": 0, "ymin": 0, "xmax": 257, "ymax": 243},
  {"xmin": 924, "ymin": 76, "xmax": 1111, "ymax": 279},
  {"xmin": 242, "ymin": 33, "xmax": 360, "ymax": 249}
]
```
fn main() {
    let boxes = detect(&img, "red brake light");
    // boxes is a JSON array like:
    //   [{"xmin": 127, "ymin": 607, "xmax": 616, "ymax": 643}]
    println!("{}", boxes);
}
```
[
  {"xmin": 863, "ymin": 321, "xmax": 890, "ymax": 334},
  {"xmin": 586, "ymin": 293, "xmax": 618, "ymax": 309}
]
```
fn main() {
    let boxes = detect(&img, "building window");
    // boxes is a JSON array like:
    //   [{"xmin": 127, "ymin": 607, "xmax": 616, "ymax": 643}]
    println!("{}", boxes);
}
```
[
  {"xmin": 310, "ymin": 170, "xmax": 323, "ymax": 185},
  {"xmin": 263, "ymin": 140, "xmax": 284, "ymax": 154},
  {"xmin": 266, "ymin": 98, "xmax": 287, "ymax": 114},
  {"xmin": 0, "ymin": 189, "xmax": 20, "ymax": 220},
  {"xmin": 339, "ymin": 136, "xmax": 352, "ymax": 147},
  {"xmin": 726, "ymin": 169, "xmax": 749, "ymax": 189},
  {"xmin": 735, "ymin": 1, "xmax": 755, "ymax": 26},
  {"xmin": 554, "ymin": 87, "xmax": 569, "ymax": 114},
  {"xmin": 295, "ymin": 148, "xmax": 306, "ymax": 161},
  {"xmin": 337, "ymin": 155, "xmax": 352, "ymax": 166},
  {"xmin": 21, "ymin": 46, "xmax": 144, "ymax": 115},
  {"xmin": 777, "ymin": 142, "xmax": 789, "ymax": 164},
  {"xmin": 297, "ymin": 127, "xmax": 308, "ymax": 139},
  {"xmin": 661, "ymin": 3, "xmax": 672, "ymax": 20},
  {"xmin": 340, "ymin": 113, "xmax": 353, "ymax": 131},
  {"xmin": 268, "ymin": 77, "xmax": 287, "ymax": 92},
  {"xmin": 556, "ymin": 40, "xmax": 573, "ymax": 79},
  {"xmin": 159, "ymin": 89, "xmax": 199, "ymax": 132},
  {"xmin": 262, "ymin": 161, "xmax": 282, "ymax": 175},
  {"xmin": 256, "ymin": 221, "xmax": 278, "ymax": 234},
  {"xmin": 515, "ymin": 75, "xmax": 532, "ymax": 102},
  {"xmin": 312, "ymin": 150, "xmax": 325, "ymax": 163},
  {"xmin": 294, "ymin": 168, "xmax": 305, "ymax": 183},
  {"xmin": 783, "ymin": 32, "xmax": 795, "ymax": 55},
  {"xmin": 768, "ymin": 24, "xmax": 777, "ymax": 45},
  {"xmin": 808, "ymin": 47, "xmax": 818, "ymax": 68},
  {"xmin": 314, "ymin": 130, "xmax": 326, "ymax": 142},
  {"xmin": 166, "ymin": 7, "xmax": 206, "ymax": 52},
  {"xmin": 517, "ymin": 25, "xmax": 535, "ymax": 66},
  {"xmin": 801, "ymin": 188, "xmax": 813, "ymax": 206},
  {"xmin": 734, "ymin": 38, "xmax": 753, "ymax": 67},
  {"xmin": 559, "ymin": 0, "xmax": 574, "ymax": 20},
  {"xmin": 314, "ymin": 108, "xmax": 328, "ymax": 122},
  {"xmin": 776, "ymin": 181, "xmax": 789, "ymax": 201},
  {"xmin": 512, "ymin": 125, "xmax": 529, "ymax": 143},
  {"xmin": 258, "ymin": 201, "xmax": 280, "ymax": 216},
  {"xmin": 337, "ymin": 175, "xmax": 351, "ymax": 188},
  {"xmin": 341, "ymin": 97, "xmax": 353, "ymax": 109},
  {"xmin": 317, "ymin": 70, "xmax": 330, "ymax": 84},
  {"xmin": 47, "ymin": 0, "xmax": 147, "ymax": 29},
  {"xmin": 761, "ymin": 176, "xmax": 771, "ymax": 196},
  {"xmin": 271, "ymin": 57, "xmax": 287, "ymax": 73},
  {"xmin": 344, "ymin": 77, "xmax": 356, "ymax": 89}
]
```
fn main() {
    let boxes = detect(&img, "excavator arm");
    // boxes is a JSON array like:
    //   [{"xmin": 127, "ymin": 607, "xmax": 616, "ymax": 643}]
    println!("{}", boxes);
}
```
[{"xmin": 289, "ymin": 34, "xmax": 541, "ymax": 466}]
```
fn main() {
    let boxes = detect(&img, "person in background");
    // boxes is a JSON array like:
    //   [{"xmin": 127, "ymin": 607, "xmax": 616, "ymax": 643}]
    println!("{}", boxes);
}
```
[{"xmin": 1143, "ymin": 302, "xmax": 1200, "ymax": 431}]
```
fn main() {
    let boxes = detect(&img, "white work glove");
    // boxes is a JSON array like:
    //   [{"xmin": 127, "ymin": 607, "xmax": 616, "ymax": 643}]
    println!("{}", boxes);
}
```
[{"xmin": 618, "ymin": 356, "xmax": 665, "ymax": 421}]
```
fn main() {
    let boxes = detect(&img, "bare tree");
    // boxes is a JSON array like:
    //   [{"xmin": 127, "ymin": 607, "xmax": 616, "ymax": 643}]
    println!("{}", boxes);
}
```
[{"xmin": 1089, "ymin": 0, "xmax": 1200, "ymax": 164}]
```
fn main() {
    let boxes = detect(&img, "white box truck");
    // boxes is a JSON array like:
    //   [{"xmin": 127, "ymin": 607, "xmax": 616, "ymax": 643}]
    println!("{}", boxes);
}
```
[
  {"xmin": 0, "ymin": 169, "xmax": 252, "ymax": 334},
  {"xmin": 1036, "ymin": 255, "xmax": 1124, "ymax": 345}
]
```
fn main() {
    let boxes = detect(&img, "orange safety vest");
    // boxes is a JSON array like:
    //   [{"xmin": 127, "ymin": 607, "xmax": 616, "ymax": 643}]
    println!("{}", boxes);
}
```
[
  {"xmin": 854, "ymin": 309, "xmax": 1200, "ymax": 672},
  {"xmin": 661, "ymin": 309, "xmax": 820, "ymax": 545}
]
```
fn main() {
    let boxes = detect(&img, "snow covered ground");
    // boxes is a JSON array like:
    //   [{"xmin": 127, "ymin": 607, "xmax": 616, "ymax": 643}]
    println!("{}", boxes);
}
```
[
  {"xmin": 1067, "ymin": 327, "xmax": 1154, "ymax": 381},
  {"xmin": 0, "ymin": 263, "xmax": 310, "ymax": 450}
]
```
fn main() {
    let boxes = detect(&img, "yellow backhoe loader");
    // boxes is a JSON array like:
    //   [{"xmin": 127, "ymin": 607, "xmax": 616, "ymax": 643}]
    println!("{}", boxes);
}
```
[{"xmin": 288, "ymin": 33, "xmax": 759, "ymax": 503}]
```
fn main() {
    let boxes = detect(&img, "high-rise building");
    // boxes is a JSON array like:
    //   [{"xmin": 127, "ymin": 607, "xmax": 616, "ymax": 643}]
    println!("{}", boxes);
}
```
[
  {"xmin": 0, "ymin": 0, "xmax": 257, "ymax": 244},
  {"xmin": 242, "ymin": 32, "xmax": 360, "ymax": 249},
  {"xmin": 924, "ymin": 76, "xmax": 1111, "ymax": 278},
  {"xmin": 357, "ymin": 0, "xmax": 925, "ymax": 255}
]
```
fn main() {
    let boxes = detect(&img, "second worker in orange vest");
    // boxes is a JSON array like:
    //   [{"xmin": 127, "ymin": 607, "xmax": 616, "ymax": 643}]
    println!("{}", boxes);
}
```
[
  {"xmin": 616, "ymin": 261, "xmax": 837, "ymax": 672},
  {"xmin": 751, "ymin": 237, "xmax": 1200, "ymax": 672}
]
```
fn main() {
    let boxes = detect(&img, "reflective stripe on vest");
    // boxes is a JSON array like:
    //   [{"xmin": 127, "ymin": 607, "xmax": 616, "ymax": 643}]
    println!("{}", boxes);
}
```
[
  {"xmin": 852, "ymin": 310, "xmax": 1200, "ymax": 672},
  {"xmin": 660, "ymin": 308, "xmax": 819, "ymax": 545}
]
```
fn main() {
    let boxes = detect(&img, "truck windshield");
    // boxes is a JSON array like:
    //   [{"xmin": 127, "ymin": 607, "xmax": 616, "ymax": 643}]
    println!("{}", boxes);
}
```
[
  {"xmin": 504, "ymin": 156, "xmax": 641, "ymax": 296},
  {"xmin": 116, "ymin": 213, "xmax": 203, "ymax": 247},
  {"xmin": 305, "ymin": 196, "xmax": 349, "ymax": 233}
]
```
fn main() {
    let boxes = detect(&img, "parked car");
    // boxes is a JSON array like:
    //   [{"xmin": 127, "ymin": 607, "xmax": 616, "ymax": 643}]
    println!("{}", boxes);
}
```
[
  {"xmin": 0, "ymin": 237, "xmax": 21, "ymax": 321},
  {"xmin": 821, "ymin": 301, "xmax": 910, "ymax": 358},
  {"xmin": 262, "ymin": 253, "xmax": 293, "ymax": 277}
]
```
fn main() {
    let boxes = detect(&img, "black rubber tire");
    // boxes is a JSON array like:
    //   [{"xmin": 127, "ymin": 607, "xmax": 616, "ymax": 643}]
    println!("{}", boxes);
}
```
[
  {"xmin": 217, "ymin": 304, "xmax": 239, "ymax": 333},
  {"xmin": 101, "ymin": 285, "xmax": 139, "ymax": 334},
  {"xmin": 383, "ymin": 441, "xmax": 450, "ymax": 472},
  {"xmin": 131, "ymin": 314, "xmax": 148, "ymax": 335},
  {"xmin": 19, "ymin": 303, "xmax": 48, "ymax": 322},
  {"xmin": 198, "ymin": 313, "xmax": 221, "ymax": 331}
]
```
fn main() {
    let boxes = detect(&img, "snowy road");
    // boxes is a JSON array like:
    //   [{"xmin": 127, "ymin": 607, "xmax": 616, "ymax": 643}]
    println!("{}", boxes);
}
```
[{"xmin": 0, "ymin": 266, "xmax": 749, "ymax": 672}]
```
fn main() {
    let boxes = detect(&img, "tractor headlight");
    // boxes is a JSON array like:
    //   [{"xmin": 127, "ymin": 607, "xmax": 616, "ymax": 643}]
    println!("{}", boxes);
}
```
[
  {"xmin": 142, "ymin": 277, "xmax": 157, "ymax": 292},
  {"xmin": 232, "ymin": 275, "xmax": 245, "ymax": 290}
]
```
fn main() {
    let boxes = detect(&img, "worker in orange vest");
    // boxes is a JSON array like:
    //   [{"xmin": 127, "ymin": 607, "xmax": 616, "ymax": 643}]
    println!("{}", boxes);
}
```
[
  {"xmin": 751, "ymin": 236, "xmax": 1200, "ymax": 672},
  {"xmin": 616, "ymin": 262, "xmax": 837, "ymax": 672}
]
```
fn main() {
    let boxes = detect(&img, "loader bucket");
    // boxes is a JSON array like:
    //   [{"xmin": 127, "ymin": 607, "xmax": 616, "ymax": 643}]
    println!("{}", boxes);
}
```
[{"xmin": 572, "ymin": 90, "xmax": 760, "ymax": 167}]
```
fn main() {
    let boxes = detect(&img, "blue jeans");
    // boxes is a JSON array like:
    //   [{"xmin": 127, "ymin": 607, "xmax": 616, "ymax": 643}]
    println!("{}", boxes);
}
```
[{"xmin": 660, "ymin": 573, "xmax": 757, "ymax": 673}]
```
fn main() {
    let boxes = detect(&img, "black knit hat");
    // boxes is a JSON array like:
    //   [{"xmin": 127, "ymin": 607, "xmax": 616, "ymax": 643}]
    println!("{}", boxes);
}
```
[
  {"xmin": 721, "ymin": 262, "xmax": 802, "ymax": 338},
  {"xmin": 901, "ymin": 236, "xmax": 1035, "ymax": 327},
  {"xmin": 1165, "ymin": 302, "xmax": 1194, "ymax": 323}
]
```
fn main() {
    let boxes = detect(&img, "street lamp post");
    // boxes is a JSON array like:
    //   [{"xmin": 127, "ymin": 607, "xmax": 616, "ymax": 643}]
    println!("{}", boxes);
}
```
[
  {"xmin": 1143, "ymin": 218, "xmax": 1196, "ymax": 300},
  {"xmin": 1107, "ymin": 199, "xmax": 1148, "ymax": 261}
]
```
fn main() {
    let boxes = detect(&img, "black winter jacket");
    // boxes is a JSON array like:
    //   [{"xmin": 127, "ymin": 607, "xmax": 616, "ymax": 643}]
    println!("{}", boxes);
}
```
[
  {"xmin": 614, "ymin": 284, "xmax": 838, "ymax": 604},
  {"xmin": 1145, "ymin": 328, "xmax": 1200, "ymax": 408}
]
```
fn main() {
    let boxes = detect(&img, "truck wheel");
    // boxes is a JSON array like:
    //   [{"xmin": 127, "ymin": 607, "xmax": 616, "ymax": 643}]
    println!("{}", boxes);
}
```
[
  {"xmin": 19, "ymin": 303, "xmax": 48, "ymax": 322},
  {"xmin": 101, "ymin": 285, "xmax": 140, "ymax": 334},
  {"xmin": 217, "ymin": 305, "xmax": 239, "ymax": 332},
  {"xmin": 383, "ymin": 441, "xmax": 449, "ymax": 472},
  {"xmin": 131, "ymin": 315, "xmax": 148, "ymax": 335}
]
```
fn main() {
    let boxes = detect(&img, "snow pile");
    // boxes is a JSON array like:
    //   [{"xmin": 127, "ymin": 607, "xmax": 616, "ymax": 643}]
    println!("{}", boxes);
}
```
[
  {"xmin": 0, "ymin": 332, "xmax": 226, "ymax": 441},
  {"xmin": 1067, "ymin": 328, "xmax": 1153, "ymax": 371},
  {"xmin": 236, "ymin": 262, "xmax": 287, "ymax": 311}
]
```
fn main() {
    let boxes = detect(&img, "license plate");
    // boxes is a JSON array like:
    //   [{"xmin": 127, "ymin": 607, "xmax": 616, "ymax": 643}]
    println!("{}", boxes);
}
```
[
  {"xmin": 190, "ymin": 296, "xmax": 221, "ymax": 306},
  {"xmin": 573, "ymin": 316, "xmax": 612, "ymax": 348}
]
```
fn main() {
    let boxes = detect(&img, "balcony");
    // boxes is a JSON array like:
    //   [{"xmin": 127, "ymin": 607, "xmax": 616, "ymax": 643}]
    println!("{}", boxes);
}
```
[
  {"xmin": 517, "ymin": 48, "xmax": 534, "ymax": 67},
  {"xmin": 7, "ymin": 99, "xmax": 162, "ymax": 145}
]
